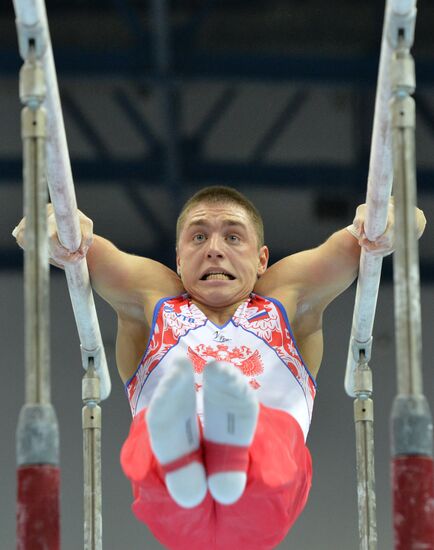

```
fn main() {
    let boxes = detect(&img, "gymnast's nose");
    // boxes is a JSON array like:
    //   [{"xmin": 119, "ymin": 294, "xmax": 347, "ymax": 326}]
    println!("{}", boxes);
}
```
[{"xmin": 206, "ymin": 233, "xmax": 224, "ymax": 259}]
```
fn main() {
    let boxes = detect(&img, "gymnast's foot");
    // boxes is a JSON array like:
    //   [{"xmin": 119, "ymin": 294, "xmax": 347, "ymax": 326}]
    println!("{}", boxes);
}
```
[
  {"xmin": 146, "ymin": 359, "xmax": 207, "ymax": 508},
  {"xmin": 203, "ymin": 361, "xmax": 259, "ymax": 505}
]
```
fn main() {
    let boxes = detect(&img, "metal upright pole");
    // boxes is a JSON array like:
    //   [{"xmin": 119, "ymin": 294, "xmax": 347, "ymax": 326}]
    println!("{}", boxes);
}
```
[
  {"xmin": 13, "ymin": 8, "xmax": 60, "ymax": 547},
  {"xmin": 13, "ymin": 0, "xmax": 112, "ymax": 547},
  {"xmin": 83, "ymin": 360, "xmax": 102, "ymax": 550},
  {"xmin": 389, "ymin": 1, "xmax": 434, "ymax": 547},
  {"xmin": 353, "ymin": 359, "xmax": 377, "ymax": 550}
]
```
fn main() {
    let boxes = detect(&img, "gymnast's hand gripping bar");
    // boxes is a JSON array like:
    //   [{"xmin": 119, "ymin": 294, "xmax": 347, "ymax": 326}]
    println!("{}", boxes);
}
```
[
  {"xmin": 13, "ymin": 0, "xmax": 111, "ymax": 401},
  {"xmin": 344, "ymin": 0, "xmax": 417, "ymax": 397}
]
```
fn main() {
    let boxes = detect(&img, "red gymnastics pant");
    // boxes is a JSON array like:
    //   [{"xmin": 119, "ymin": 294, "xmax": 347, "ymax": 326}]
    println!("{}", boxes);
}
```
[{"xmin": 120, "ymin": 404, "xmax": 312, "ymax": 550}]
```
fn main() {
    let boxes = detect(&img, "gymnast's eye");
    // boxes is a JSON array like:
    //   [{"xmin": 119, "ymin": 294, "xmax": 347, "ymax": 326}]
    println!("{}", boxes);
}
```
[
  {"xmin": 193, "ymin": 233, "xmax": 206, "ymax": 242},
  {"xmin": 226, "ymin": 234, "xmax": 240, "ymax": 243}
]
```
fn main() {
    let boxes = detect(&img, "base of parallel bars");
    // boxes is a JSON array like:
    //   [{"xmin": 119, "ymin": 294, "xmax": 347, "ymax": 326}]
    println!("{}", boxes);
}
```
[
  {"xmin": 391, "ymin": 395, "xmax": 434, "ymax": 549},
  {"xmin": 17, "ymin": 464, "xmax": 60, "ymax": 550},
  {"xmin": 17, "ymin": 403, "xmax": 59, "ymax": 465},
  {"xmin": 392, "ymin": 455, "xmax": 434, "ymax": 550},
  {"xmin": 391, "ymin": 394, "xmax": 433, "ymax": 456}
]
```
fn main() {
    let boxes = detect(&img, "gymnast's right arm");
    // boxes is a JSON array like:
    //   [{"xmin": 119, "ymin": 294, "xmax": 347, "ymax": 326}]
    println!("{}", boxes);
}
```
[{"xmin": 12, "ymin": 205, "xmax": 183, "ymax": 323}]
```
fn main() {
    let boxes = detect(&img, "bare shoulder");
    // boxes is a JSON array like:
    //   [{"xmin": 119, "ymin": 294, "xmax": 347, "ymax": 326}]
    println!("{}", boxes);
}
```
[
  {"xmin": 126, "ymin": 256, "xmax": 184, "ymax": 318},
  {"xmin": 254, "ymin": 256, "xmax": 324, "ymax": 340},
  {"xmin": 86, "ymin": 236, "xmax": 184, "ymax": 322},
  {"xmin": 255, "ymin": 230, "xmax": 360, "ymax": 313},
  {"xmin": 253, "ymin": 253, "xmax": 304, "ymax": 319}
]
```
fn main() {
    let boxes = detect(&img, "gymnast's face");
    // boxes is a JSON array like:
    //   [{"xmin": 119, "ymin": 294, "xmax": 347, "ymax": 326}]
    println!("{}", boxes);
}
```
[{"xmin": 176, "ymin": 202, "xmax": 269, "ymax": 309}]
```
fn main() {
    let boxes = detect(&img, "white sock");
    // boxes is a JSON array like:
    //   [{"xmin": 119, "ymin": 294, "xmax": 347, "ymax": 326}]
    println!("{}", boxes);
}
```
[
  {"xmin": 203, "ymin": 361, "xmax": 259, "ymax": 505},
  {"xmin": 146, "ymin": 359, "xmax": 207, "ymax": 508}
]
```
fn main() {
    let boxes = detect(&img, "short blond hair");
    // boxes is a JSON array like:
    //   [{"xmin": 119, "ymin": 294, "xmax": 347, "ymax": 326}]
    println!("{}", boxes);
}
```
[{"xmin": 176, "ymin": 186, "xmax": 264, "ymax": 247}]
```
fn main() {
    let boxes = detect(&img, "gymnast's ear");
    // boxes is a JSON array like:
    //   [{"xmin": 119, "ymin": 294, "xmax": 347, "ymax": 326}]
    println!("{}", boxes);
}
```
[
  {"xmin": 257, "ymin": 245, "xmax": 269, "ymax": 276},
  {"xmin": 175, "ymin": 253, "xmax": 181, "ymax": 277}
]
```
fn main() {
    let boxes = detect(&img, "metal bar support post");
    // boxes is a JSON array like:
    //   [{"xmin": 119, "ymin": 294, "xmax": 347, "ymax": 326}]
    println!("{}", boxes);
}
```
[
  {"xmin": 13, "ymin": 5, "xmax": 60, "ymax": 546},
  {"xmin": 388, "ymin": 1, "xmax": 434, "ymax": 546},
  {"xmin": 353, "ymin": 356, "xmax": 377, "ymax": 550},
  {"xmin": 83, "ymin": 359, "xmax": 102, "ymax": 550},
  {"xmin": 12, "ymin": 1, "xmax": 112, "ymax": 548}
]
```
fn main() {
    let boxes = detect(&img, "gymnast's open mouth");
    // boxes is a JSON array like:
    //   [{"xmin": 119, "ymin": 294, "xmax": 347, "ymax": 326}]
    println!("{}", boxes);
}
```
[{"xmin": 200, "ymin": 269, "xmax": 236, "ymax": 281}]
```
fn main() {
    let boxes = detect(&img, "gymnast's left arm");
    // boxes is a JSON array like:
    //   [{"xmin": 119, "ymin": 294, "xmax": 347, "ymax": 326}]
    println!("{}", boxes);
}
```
[{"xmin": 259, "ymin": 200, "xmax": 427, "ymax": 313}]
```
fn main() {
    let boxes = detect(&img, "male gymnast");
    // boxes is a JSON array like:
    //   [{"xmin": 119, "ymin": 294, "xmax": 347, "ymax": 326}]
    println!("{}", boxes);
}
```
[{"xmin": 13, "ymin": 186, "xmax": 426, "ymax": 549}]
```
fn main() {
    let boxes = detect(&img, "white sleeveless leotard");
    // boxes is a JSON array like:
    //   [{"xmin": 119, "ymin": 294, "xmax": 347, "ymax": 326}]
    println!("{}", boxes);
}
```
[{"xmin": 125, "ymin": 293, "xmax": 316, "ymax": 440}]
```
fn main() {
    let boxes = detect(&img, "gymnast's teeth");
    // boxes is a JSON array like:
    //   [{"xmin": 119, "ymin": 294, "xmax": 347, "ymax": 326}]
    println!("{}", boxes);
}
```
[{"xmin": 205, "ymin": 273, "xmax": 231, "ymax": 280}]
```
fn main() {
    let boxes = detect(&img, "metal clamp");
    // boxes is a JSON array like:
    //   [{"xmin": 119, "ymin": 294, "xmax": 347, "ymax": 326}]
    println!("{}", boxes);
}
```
[
  {"xmin": 390, "ymin": 51, "xmax": 415, "ymax": 96},
  {"xmin": 354, "ymin": 363, "xmax": 373, "ymax": 400},
  {"xmin": 82, "ymin": 359, "xmax": 101, "ymax": 408},
  {"xmin": 15, "ymin": 20, "xmax": 47, "ymax": 60},
  {"xmin": 387, "ymin": 5, "xmax": 417, "ymax": 50},
  {"xmin": 351, "ymin": 336, "xmax": 374, "ymax": 365}
]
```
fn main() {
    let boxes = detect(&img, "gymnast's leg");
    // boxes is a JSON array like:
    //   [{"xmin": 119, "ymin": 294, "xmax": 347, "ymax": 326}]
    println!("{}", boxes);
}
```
[
  {"xmin": 203, "ymin": 361, "xmax": 259, "ymax": 504},
  {"xmin": 145, "ymin": 359, "xmax": 207, "ymax": 508},
  {"xmin": 121, "ymin": 361, "xmax": 312, "ymax": 549}
]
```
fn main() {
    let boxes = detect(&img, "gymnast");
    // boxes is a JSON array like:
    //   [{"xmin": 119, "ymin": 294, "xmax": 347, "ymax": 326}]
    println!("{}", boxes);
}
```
[{"xmin": 13, "ymin": 186, "xmax": 426, "ymax": 549}]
